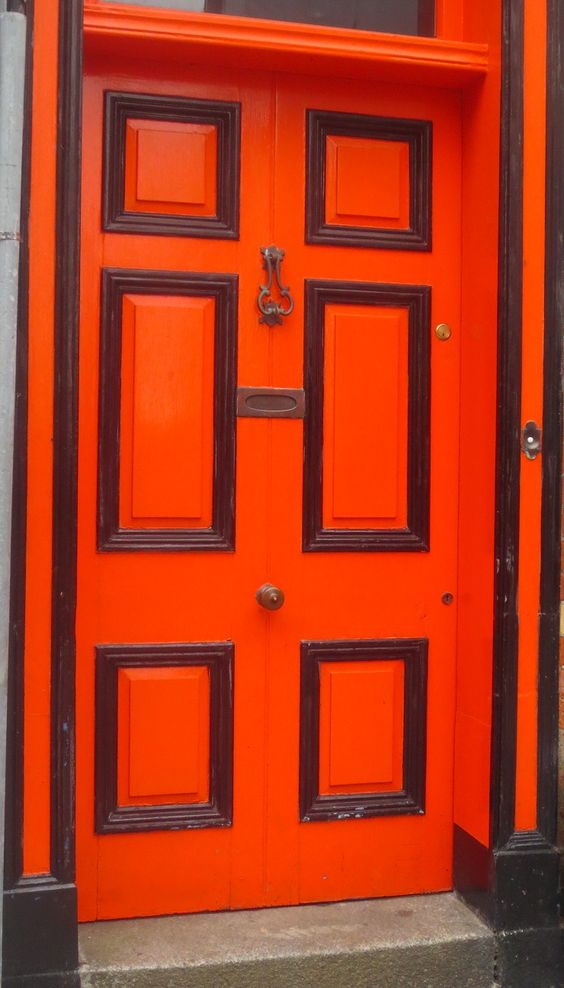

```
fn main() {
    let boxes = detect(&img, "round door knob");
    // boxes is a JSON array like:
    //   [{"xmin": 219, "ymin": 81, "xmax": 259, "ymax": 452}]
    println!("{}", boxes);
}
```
[{"xmin": 256, "ymin": 583, "xmax": 285, "ymax": 611}]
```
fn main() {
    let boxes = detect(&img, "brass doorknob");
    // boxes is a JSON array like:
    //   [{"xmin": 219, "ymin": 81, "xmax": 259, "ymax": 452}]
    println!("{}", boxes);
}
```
[{"xmin": 256, "ymin": 583, "xmax": 285, "ymax": 611}]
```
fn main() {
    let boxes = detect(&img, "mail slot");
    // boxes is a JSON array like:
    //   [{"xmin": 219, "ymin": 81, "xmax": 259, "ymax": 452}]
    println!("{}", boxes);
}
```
[{"xmin": 237, "ymin": 386, "xmax": 306, "ymax": 418}]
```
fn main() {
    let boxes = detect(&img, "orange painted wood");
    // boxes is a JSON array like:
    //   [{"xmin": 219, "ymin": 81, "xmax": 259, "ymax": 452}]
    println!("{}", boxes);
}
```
[
  {"xmin": 75, "ymin": 46, "xmax": 463, "ymax": 921},
  {"xmin": 323, "ymin": 307, "xmax": 408, "ymax": 527},
  {"xmin": 125, "ymin": 119, "xmax": 217, "ymax": 216},
  {"xmin": 18, "ymin": 1, "xmax": 505, "ymax": 914},
  {"xmin": 451, "ymin": 0, "xmax": 502, "ymax": 847},
  {"xmin": 514, "ymin": 0, "xmax": 547, "ymax": 832},
  {"xmin": 83, "ymin": 3, "xmax": 488, "ymax": 89},
  {"xmin": 117, "ymin": 666, "xmax": 209, "ymax": 805},
  {"xmin": 77, "ymin": 59, "xmax": 273, "ymax": 921},
  {"xmin": 318, "ymin": 661, "xmax": 404, "ymax": 794},
  {"xmin": 264, "ymin": 73, "xmax": 461, "ymax": 907},
  {"xmin": 119, "ymin": 295, "xmax": 214, "ymax": 527},
  {"xmin": 325, "ymin": 137, "xmax": 410, "ymax": 229},
  {"xmin": 22, "ymin": 0, "xmax": 61, "ymax": 876}
]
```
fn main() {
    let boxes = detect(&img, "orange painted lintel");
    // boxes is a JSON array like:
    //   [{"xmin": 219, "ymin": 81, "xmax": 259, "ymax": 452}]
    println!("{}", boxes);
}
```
[{"xmin": 84, "ymin": 3, "xmax": 488, "ymax": 88}]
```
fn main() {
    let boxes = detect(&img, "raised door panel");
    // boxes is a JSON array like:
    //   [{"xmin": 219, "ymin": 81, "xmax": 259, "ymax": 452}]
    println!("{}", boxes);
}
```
[
  {"xmin": 97, "ymin": 269, "xmax": 237, "ymax": 550},
  {"xmin": 303, "ymin": 280, "xmax": 430, "ymax": 551}
]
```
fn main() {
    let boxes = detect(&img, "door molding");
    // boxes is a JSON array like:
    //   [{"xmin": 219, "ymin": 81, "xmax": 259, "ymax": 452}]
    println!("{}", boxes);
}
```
[
  {"xmin": 3, "ymin": 1, "xmax": 562, "ymax": 983},
  {"xmin": 2, "ymin": 1, "xmax": 83, "ymax": 984},
  {"xmin": 83, "ymin": 2, "xmax": 489, "ymax": 88},
  {"xmin": 452, "ymin": 3, "xmax": 562, "ymax": 981}
]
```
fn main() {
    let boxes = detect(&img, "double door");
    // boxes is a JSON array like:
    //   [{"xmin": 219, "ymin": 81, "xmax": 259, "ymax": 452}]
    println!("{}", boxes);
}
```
[{"xmin": 76, "ymin": 58, "xmax": 461, "ymax": 920}]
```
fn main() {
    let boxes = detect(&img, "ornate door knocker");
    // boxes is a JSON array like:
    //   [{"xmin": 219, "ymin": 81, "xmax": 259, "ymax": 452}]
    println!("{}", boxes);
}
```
[{"xmin": 257, "ymin": 245, "xmax": 295, "ymax": 327}]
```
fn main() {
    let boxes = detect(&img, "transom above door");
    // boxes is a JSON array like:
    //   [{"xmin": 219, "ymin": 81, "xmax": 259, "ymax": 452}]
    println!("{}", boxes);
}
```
[
  {"xmin": 99, "ymin": 0, "xmax": 437, "ymax": 37},
  {"xmin": 76, "ymin": 57, "xmax": 461, "ymax": 920}
]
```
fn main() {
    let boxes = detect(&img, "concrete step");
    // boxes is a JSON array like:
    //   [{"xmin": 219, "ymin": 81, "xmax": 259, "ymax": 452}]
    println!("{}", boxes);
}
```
[{"xmin": 78, "ymin": 892, "xmax": 495, "ymax": 987}]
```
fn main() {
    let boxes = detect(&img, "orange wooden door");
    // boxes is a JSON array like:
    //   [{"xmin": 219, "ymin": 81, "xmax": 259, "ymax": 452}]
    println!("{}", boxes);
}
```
[{"xmin": 76, "ymin": 55, "xmax": 461, "ymax": 920}]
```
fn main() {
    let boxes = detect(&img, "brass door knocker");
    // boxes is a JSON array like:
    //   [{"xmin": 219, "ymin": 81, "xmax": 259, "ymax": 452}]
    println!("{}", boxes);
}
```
[{"xmin": 257, "ymin": 245, "xmax": 295, "ymax": 327}]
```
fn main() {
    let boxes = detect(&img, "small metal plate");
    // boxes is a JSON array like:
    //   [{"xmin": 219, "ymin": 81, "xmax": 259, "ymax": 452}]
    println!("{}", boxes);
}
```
[{"xmin": 237, "ymin": 386, "xmax": 305, "ymax": 419}]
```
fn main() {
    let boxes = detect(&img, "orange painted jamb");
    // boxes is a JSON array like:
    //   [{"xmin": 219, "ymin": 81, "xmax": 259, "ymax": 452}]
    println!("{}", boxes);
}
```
[
  {"xmin": 435, "ymin": 0, "xmax": 463, "ymax": 41},
  {"xmin": 514, "ymin": 0, "xmax": 547, "ymax": 832},
  {"xmin": 83, "ymin": 2, "xmax": 488, "ymax": 88},
  {"xmin": 22, "ymin": 0, "xmax": 59, "ymax": 875},
  {"xmin": 453, "ymin": 0, "xmax": 502, "ymax": 847}
]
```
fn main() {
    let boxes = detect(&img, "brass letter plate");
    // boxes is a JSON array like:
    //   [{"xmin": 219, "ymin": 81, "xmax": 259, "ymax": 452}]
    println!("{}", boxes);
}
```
[{"xmin": 236, "ymin": 386, "xmax": 305, "ymax": 419}]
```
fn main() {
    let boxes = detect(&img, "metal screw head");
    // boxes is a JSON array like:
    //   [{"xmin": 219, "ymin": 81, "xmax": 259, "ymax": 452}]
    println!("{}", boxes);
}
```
[
  {"xmin": 441, "ymin": 592, "xmax": 454, "ymax": 606},
  {"xmin": 435, "ymin": 323, "xmax": 452, "ymax": 341}
]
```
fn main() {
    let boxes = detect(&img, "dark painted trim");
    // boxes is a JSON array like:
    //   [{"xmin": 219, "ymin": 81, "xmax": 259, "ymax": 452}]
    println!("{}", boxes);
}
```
[
  {"xmin": 97, "ymin": 268, "xmax": 238, "ymax": 551},
  {"xmin": 4, "ymin": 2, "xmax": 83, "ymax": 985},
  {"xmin": 537, "ymin": 0, "xmax": 563, "ymax": 846},
  {"xmin": 417, "ymin": 0, "xmax": 436, "ymax": 37},
  {"xmin": 95, "ymin": 642, "xmax": 233, "ymax": 834},
  {"xmin": 103, "ymin": 91, "xmax": 241, "ymax": 239},
  {"xmin": 489, "ymin": 0, "xmax": 524, "ymax": 852},
  {"xmin": 455, "ymin": 3, "xmax": 561, "ymax": 960},
  {"xmin": 50, "ymin": 0, "xmax": 83, "ymax": 889},
  {"xmin": 303, "ymin": 280, "xmax": 431, "ymax": 552},
  {"xmin": 306, "ymin": 110, "xmax": 432, "ymax": 251},
  {"xmin": 496, "ymin": 928, "xmax": 563, "ymax": 988},
  {"xmin": 2, "ymin": 881, "xmax": 78, "ymax": 983},
  {"xmin": 492, "ymin": 830, "xmax": 560, "ymax": 931},
  {"xmin": 452, "ymin": 826, "xmax": 490, "ymax": 895},
  {"xmin": 299, "ymin": 638, "xmax": 427, "ymax": 823},
  {"xmin": 3, "ymin": 0, "xmax": 34, "ymax": 896}
]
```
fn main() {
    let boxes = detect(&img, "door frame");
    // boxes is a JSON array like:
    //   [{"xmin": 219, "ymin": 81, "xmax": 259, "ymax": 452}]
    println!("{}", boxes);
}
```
[{"xmin": 2, "ymin": 0, "xmax": 562, "ymax": 983}]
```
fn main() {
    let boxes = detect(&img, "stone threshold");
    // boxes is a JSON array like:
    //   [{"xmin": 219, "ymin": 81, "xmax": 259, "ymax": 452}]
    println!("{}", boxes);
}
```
[{"xmin": 78, "ymin": 891, "xmax": 495, "ymax": 987}]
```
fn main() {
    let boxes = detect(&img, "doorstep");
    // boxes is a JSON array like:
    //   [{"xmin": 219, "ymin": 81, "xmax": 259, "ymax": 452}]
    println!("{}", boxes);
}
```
[{"xmin": 78, "ymin": 891, "xmax": 495, "ymax": 987}]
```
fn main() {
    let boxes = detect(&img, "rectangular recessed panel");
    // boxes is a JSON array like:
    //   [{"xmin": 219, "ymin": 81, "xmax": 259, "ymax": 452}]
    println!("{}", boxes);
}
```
[
  {"xmin": 323, "ymin": 306, "xmax": 408, "ymax": 529},
  {"xmin": 98, "ymin": 269, "xmax": 237, "ymax": 551},
  {"xmin": 117, "ymin": 666, "xmax": 210, "ymax": 807},
  {"xmin": 120, "ymin": 294, "xmax": 215, "ymax": 527},
  {"xmin": 326, "ymin": 136, "xmax": 410, "ymax": 228},
  {"xmin": 306, "ymin": 111, "xmax": 431, "ymax": 250},
  {"xmin": 303, "ymin": 281, "xmax": 430, "ymax": 552},
  {"xmin": 103, "ymin": 92, "xmax": 240, "ymax": 239},
  {"xmin": 319, "ymin": 660, "xmax": 404, "ymax": 795},
  {"xmin": 300, "ymin": 639, "xmax": 428, "ymax": 821},
  {"xmin": 95, "ymin": 642, "xmax": 233, "ymax": 833},
  {"xmin": 126, "ymin": 119, "xmax": 217, "ymax": 214}
]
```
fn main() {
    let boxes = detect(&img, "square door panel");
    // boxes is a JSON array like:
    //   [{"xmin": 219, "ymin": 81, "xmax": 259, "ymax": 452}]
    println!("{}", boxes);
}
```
[
  {"xmin": 103, "ymin": 92, "xmax": 240, "ymax": 238},
  {"xmin": 303, "ymin": 280, "xmax": 430, "ymax": 552},
  {"xmin": 326, "ymin": 136, "xmax": 410, "ymax": 229},
  {"xmin": 119, "ymin": 667, "xmax": 210, "ymax": 804},
  {"xmin": 306, "ymin": 110, "xmax": 432, "ymax": 250},
  {"xmin": 97, "ymin": 269, "xmax": 237, "ymax": 551},
  {"xmin": 128, "ymin": 120, "xmax": 217, "ymax": 214},
  {"xmin": 318, "ymin": 662, "xmax": 404, "ymax": 793},
  {"xmin": 300, "ymin": 639, "xmax": 427, "ymax": 822},
  {"xmin": 95, "ymin": 643, "xmax": 233, "ymax": 833}
]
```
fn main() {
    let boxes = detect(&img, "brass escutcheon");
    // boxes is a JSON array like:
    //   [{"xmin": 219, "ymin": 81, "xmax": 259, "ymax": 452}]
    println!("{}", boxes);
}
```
[{"xmin": 435, "ymin": 323, "xmax": 452, "ymax": 341}]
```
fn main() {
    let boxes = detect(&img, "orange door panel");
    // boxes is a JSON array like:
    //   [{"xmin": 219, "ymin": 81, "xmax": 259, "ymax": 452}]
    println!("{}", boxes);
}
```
[{"xmin": 76, "ymin": 54, "xmax": 461, "ymax": 920}]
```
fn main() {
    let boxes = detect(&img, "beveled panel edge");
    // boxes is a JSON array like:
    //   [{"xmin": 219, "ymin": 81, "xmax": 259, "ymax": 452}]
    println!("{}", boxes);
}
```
[
  {"xmin": 102, "ymin": 91, "xmax": 241, "ymax": 239},
  {"xmin": 97, "ymin": 267, "xmax": 238, "ymax": 552},
  {"xmin": 95, "ymin": 642, "xmax": 234, "ymax": 834},
  {"xmin": 305, "ymin": 110, "xmax": 432, "ymax": 251},
  {"xmin": 299, "ymin": 638, "xmax": 428, "ymax": 823},
  {"xmin": 302, "ymin": 279, "xmax": 431, "ymax": 553}
]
